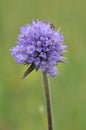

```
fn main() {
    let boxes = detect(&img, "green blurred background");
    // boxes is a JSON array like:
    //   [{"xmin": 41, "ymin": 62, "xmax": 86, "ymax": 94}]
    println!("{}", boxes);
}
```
[{"xmin": 0, "ymin": 0, "xmax": 86, "ymax": 130}]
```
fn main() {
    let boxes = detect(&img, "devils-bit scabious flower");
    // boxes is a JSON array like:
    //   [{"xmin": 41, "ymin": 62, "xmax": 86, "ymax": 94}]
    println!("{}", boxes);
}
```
[{"xmin": 11, "ymin": 20, "xmax": 67, "ymax": 77}]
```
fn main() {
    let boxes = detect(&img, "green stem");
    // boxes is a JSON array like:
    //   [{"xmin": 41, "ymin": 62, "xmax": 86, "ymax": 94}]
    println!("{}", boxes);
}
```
[{"xmin": 42, "ymin": 72, "xmax": 54, "ymax": 130}]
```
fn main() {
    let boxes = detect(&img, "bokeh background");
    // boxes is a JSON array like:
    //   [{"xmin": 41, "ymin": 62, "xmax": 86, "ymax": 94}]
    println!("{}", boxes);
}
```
[{"xmin": 0, "ymin": 0, "xmax": 86, "ymax": 130}]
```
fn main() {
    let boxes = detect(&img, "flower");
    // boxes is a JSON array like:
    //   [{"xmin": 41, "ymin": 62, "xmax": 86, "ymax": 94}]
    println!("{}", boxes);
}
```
[{"xmin": 11, "ymin": 20, "xmax": 67, "ymax": 77}]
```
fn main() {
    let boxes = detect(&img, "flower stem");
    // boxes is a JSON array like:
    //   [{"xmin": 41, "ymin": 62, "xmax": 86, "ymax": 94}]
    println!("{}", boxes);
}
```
[{"xmin": 42, "ymin": 72, "xmax": 54, "ymax": 130}]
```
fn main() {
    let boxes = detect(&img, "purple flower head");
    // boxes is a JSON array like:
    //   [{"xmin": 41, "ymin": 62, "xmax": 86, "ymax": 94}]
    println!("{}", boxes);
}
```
[{"xmin": 11, "ymin": 20, "xmax": 67, "ymax": 77}]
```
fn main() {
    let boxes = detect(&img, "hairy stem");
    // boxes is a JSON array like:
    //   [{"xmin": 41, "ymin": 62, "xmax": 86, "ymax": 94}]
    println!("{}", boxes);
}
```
[{"xmin": 42, "ymin": 72, "xmax": 54, "ymax": 130}]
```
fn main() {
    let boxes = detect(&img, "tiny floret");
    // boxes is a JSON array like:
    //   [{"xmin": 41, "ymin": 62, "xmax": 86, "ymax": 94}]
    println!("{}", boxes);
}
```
[{"xmin": 11, "ymin": 20, "xmax": 67, "ymax": 77}]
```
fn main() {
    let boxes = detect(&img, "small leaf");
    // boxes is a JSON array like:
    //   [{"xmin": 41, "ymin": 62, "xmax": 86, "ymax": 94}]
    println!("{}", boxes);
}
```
[{"xmin": 22, "ymin": 63, "xmax": 35, "ymax": 79}]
